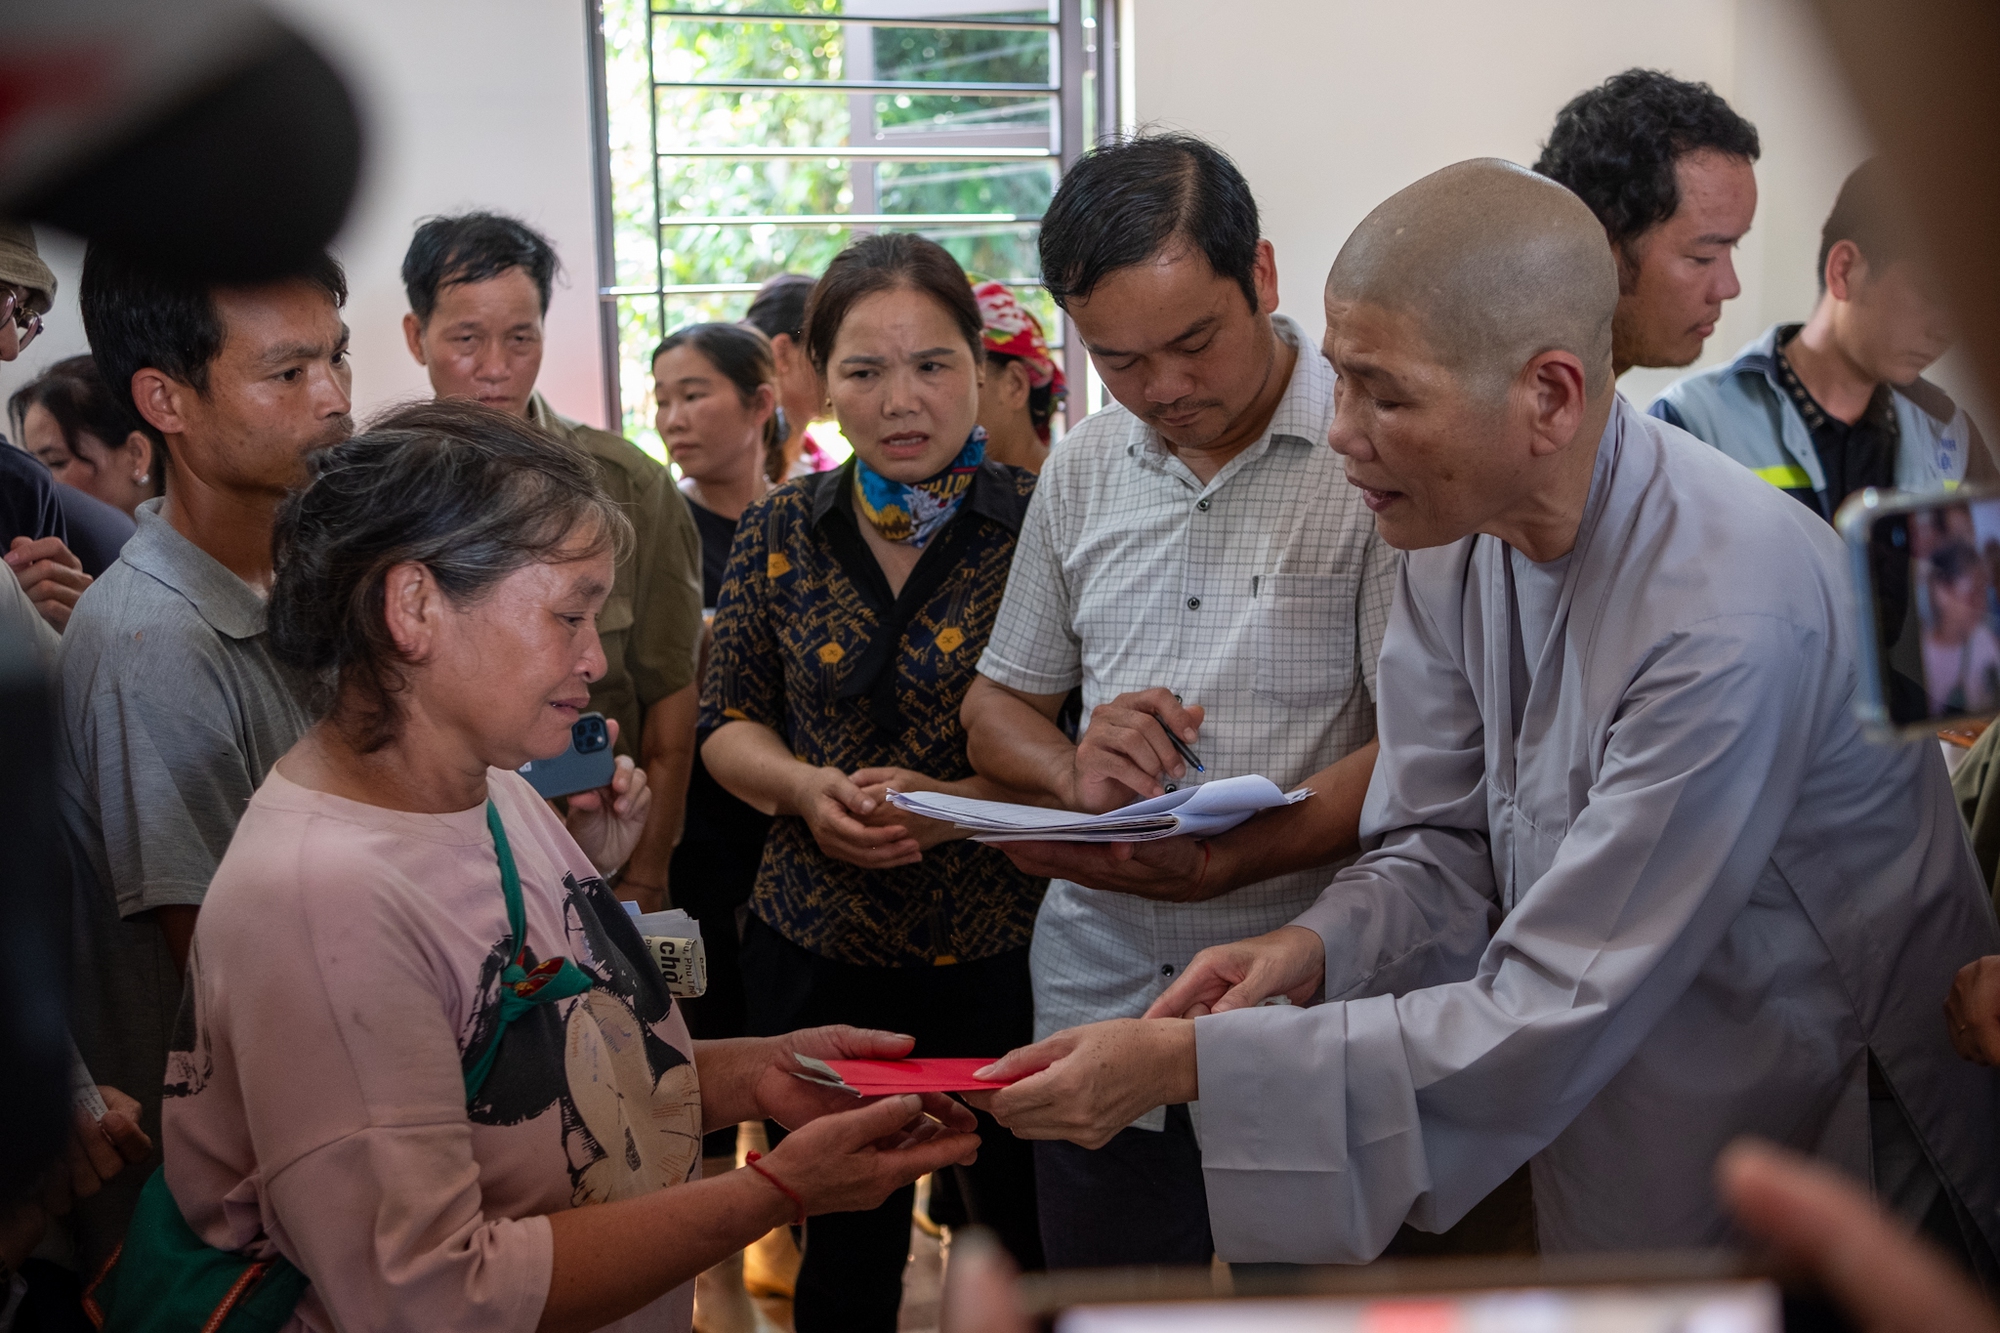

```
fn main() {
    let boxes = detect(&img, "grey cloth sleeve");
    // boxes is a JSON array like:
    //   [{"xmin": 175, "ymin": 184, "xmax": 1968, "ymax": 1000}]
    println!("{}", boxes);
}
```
[{"xmin": 1197, "ymin": 592, "xmax": 1827, "ymax": 1262}]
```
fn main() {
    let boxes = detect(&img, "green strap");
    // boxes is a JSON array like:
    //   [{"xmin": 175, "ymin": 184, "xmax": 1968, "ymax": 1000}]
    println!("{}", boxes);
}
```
[
  {"xmin": 461, "ymin": 800, "xmax": 594, "ymax": 1100},
  {"xmin": 96, "ymin": 1170, "xmax": 309, "ymax": 1333},
  {"xmin": 103, "ymin": 800, "xmax": 597, "ymax": 1332}
]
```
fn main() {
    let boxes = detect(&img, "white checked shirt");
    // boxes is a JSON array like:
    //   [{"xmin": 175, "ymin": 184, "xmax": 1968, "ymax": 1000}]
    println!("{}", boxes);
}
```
[{"xmin": 978, "ymin": 317, "xmax": 1397, "ymax": 1126}]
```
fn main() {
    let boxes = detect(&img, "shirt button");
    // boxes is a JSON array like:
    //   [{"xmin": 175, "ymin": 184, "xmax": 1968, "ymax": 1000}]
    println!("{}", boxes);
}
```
[
  {"xmin": 1161, "ymin": 963, "xmax": 1176, "ymax": 977},
  {"xmin": 1196, "ymin": 498, "xmax": 1210, "ymax": 512},
  {"xmin": 1186, "ymin": 596, "xmax": 1201, "ymax": 610}
]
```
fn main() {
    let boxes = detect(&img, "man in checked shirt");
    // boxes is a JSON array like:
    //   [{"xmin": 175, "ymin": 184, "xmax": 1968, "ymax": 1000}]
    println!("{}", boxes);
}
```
[{"xmin": 959, "ymin": 133, "xmax": 1423, "ymax": 1270}]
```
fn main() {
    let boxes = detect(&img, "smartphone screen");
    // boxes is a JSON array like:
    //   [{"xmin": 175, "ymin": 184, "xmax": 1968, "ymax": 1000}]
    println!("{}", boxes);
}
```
[
  {"xmin": 1056, "ymin": 1280, "xmax": 1779, "ymax": 1333},
  {"xmin": 1857, "ymin": 494, "xmax": 2000, "ymax": 730}
]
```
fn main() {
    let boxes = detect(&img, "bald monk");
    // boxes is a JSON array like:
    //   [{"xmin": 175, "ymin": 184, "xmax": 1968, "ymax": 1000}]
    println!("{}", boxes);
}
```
[{"xmin": 969, "ymin": 159, "xmax": 2000, "ymax": 1269}]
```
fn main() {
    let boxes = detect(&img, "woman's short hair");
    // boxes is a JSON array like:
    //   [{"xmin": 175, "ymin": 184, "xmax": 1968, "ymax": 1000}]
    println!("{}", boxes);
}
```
[
  {"xmin": 802, "ymin": 233, "xmax": 983, "ymax": 377},
  {"xmin": 7, "ymin": 354, "xmax": 162, "ymax": 498},
  {"xmin": 652, "ymin": 322, "xmax": 785, "ymax": 483},
  {"xmin": 269, "ymin": 398, "xmax": 632, "ymax": 752}
]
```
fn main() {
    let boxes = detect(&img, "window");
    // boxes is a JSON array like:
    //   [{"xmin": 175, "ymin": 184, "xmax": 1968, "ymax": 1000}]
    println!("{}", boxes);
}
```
[{"xmin": 588, "ymin": 0, "xmax": 1119, "ymax": 460}]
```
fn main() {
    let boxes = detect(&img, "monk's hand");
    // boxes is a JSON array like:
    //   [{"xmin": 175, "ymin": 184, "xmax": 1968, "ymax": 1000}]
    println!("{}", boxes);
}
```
[
  {"xmin": 1719, "ymin": 1137, "xmax": 2000, "ymax": 1333},
  {"xmin": 964, "ymin": 1019, "xmax": 1196, "ymax": 1150},
  {"xmin": 564, "ymin": 719, "xmax": 651, "ymax": 874},
  {"xmin": 1945, "ymin": 954, "xmax": 2000, "ymax": 1065},
  {"xmin": 1070, "ymin": 688, "xmax": 1205, "ymax": 812},
  {"xmin": 994, "ymin": 834, "xmax": 1228, "ymax": 903},
  {"xmin": 1144, "ymin": 924, "xmax": 1324, "ymax": 1019},
  {"xmin": 754, "ymin": 1026, "xmax": 977, "ymax": 1139}
]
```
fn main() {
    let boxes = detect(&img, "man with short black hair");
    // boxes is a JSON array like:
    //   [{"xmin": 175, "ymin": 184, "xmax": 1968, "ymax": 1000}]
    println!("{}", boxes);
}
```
[
  {"xmin": 59, "ymin": 242, "xmax": 354, "ymax": 1264},
  {"xmin": 1535, "ymin": 68, "xmax": 1760, "ymax": 378},
  {"xmin": 1652, "ymin": 157, "xmax": 1994, "ymax": 515},
  {"xmin": 959, "ymin": 132, "xmax": 1396, "ymax": 1269},
  {"xmin": 400, "ymin": 212, "xmax": 702, "ymax": 912}
]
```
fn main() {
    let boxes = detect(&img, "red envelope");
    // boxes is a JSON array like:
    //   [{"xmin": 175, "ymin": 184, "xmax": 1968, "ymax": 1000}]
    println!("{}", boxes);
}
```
[{"xmin": 791, "ymin": 1055, "xmax": 1016, "ymax": 1095}]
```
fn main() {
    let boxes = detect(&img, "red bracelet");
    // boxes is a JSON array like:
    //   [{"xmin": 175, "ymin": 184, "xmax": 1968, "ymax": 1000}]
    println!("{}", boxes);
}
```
[{"xmin": 744, "ymin": 1150, "xmax": 806, "ymax": 1225}]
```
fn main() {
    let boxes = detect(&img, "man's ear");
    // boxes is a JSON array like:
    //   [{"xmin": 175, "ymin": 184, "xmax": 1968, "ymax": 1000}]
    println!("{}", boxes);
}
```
[
  {"xmin": 402, "ymin": 311, "xmax": 428, "ymax": 366},
  {"xmin": 1825, "ymin": 240, "xmax": 1867, "ymax": 303},
  {"xmin": 1250, "ymin": 238, "xmax": 1280, "ymax": 316},
  {"xmin": 380, "ymin": 560, "xmax": 441, "ymax": 663},
  {"xmin": 129, "ymin": 368, "xmax": 193, "ymax": 440},
  {"xmin": 1520, "ymin": 350, "xmax": 1590, "ymax": 458}
]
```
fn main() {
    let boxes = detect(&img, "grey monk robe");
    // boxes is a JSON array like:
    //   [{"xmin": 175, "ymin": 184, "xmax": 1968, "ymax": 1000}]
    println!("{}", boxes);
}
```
[{"xmin": 1194, "ymin": 397, "xmax": 2000, "ymax": 1267}]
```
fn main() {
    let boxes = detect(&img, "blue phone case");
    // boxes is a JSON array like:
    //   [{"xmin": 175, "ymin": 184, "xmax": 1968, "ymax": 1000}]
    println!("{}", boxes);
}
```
[{"xmin": 519, "ymin": 712, "xmax": 617, "ymax": 799}]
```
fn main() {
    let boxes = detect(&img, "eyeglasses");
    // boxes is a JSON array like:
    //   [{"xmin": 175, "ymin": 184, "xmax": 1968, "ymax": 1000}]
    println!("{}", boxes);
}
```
[{"xmin": 1, "ymin": 286, "xmax": 42, "ymax": 352}]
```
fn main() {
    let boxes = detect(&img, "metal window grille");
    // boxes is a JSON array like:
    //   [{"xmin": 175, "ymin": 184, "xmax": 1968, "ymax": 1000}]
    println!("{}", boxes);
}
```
[{"xmin": 587, "ymin": 0, "xmax": 1118, "ymax": 458}]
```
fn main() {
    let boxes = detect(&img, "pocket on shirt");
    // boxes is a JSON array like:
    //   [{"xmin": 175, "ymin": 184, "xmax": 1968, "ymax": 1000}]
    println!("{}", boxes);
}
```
[{"xmin": 1250, "ymin": 571, "xmax": 1358, "ymax": 707}]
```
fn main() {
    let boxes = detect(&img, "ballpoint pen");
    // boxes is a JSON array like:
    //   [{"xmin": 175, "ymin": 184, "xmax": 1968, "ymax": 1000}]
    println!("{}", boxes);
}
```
[{"xmin": 1156, "ymin": 712, "xmax": 1205, "ymax": 774}]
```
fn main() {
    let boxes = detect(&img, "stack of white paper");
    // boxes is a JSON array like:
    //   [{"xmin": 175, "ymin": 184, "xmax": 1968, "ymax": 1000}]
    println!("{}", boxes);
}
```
[{"xmin": 885, "ymin": 773, "xmax": 1310, "ymax": 843}]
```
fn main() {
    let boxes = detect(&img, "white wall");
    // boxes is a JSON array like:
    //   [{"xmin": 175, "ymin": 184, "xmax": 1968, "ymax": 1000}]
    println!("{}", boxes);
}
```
[
  {"xmin": 7, "ymin": 1, "xmax": 1984, "ymax": 440},
  {"xmin": 0, "ymin": 1, "xmax": 613, "ymax": 434},
  {"xmin": 1125, "ymin": 0, "xmax": 1988, "ymax": 417},
  {"xmin": 274, "ymin": 0, "xmax": 609, "ymax": 428}
]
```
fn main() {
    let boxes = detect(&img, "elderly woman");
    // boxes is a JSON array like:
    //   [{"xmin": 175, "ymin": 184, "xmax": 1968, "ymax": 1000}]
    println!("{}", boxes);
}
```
[
  {"xmin": 701, "ymin": 234, "xmax": 1046, "ymax": 1330},
  {"xmin": 112, "ymin": 400, "xmax": 975, "ymax": 1333}
]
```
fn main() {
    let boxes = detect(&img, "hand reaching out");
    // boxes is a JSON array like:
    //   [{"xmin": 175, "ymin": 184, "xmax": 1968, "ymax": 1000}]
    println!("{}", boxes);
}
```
[
  {"xmin": 8, "ymin": 535, "xmax": 91, "ymax": 631},
  {"xmin": 1142, "ymin": 924, "xmax": 1326, "ymax": 1018}
]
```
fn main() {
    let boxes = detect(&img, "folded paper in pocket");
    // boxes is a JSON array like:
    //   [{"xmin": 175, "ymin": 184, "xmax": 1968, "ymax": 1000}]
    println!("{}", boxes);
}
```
[{"xmin": 789, "ymin": 1053, "xmax": 1017, "ymax": 1095}]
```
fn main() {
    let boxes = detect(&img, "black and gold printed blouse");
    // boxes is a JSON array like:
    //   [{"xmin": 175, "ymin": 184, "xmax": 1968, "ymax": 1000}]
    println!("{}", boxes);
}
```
[{"xmin": 697, "ymin": 456, "xmax": 1046, "ymax": 967}]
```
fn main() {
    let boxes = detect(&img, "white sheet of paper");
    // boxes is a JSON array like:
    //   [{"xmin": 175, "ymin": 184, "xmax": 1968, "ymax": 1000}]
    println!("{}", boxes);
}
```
[{"xmin": 886, "ymin": 774, "xmax": 1309, "ymax": 843}]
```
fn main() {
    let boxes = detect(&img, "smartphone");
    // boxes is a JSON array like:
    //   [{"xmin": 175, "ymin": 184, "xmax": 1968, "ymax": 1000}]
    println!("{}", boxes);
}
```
[
  {"xmin": 1838, "ymin": 486, "xmax": 2000, "ymax": 739},
  {"xmin": 519, "ymin": 711, "xmax": 617, "ymax": 799}
]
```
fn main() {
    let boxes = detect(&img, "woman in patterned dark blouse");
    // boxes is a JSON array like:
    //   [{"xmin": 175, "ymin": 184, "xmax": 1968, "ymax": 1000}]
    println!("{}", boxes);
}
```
[{"xmin": 700, "ymin": 233, "xmax": 1047, "ymax": 1328}]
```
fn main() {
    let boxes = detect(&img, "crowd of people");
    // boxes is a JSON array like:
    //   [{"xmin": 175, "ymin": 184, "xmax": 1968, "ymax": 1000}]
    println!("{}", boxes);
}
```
[{"xmin": 4, "ymin": 61, "xmax": 2000, "ymax": 1333}]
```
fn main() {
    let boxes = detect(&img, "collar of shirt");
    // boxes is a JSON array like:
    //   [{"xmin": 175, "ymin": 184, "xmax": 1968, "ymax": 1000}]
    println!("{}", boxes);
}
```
[
  {"xmin": 117, "ymin": 497, "xmax": 267, "ymax": 640},
  {"xmin": 1124, "ymin": 314, "xmax": 1331, "ymax": 487},
  {"xmin": 525, "ymin": 391, "xmax": 569, "ymax": 437},
  {"xmin": 802, "ymin": 454, "xmax": 1031, "ymax": 537},
  {"xmin": 1772, "ymin": 324, "xmax": 1899, "ymax": 437}
]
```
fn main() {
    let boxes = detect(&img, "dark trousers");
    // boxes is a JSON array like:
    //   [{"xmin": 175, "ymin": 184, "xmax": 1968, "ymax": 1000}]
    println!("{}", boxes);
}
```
[
  {"xmin": 1034, "ymin": 1102, "xmax": 1214, "ymax": 1269},
  {"xmin": 741, "ymin": 916, "xmax": 1043, "ymax": 1333}
]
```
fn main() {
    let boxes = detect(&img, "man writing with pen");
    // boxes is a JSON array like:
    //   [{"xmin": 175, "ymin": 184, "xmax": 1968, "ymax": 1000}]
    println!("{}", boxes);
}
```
[{"xmin": 958, "ymin": 133, "xmax": 1397, "ymax": 1271}]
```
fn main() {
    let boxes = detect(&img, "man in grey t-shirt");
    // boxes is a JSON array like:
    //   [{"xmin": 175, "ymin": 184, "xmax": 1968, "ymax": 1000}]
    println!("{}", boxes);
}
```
[{"xmin": 58, "ymin": 243, "xmax": 353, "ymax": 1266}]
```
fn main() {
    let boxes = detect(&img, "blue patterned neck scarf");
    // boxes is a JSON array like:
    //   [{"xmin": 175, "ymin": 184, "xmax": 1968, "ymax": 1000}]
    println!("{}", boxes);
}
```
[{"xmin": 853, "ymin": 429, "xmax": 985, "ymax": 549}]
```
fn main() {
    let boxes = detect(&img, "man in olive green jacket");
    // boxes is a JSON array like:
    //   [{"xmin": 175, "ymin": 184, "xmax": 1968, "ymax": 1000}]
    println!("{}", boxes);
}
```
[{"xmin": 401, "ymin": 211, "xmax": 702, "ymax": 911}]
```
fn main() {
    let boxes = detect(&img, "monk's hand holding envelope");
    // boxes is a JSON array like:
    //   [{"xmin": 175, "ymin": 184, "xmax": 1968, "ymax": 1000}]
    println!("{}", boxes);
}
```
[{"xmin": 964, "ymin": 1019, "xmax": 1200, "ymax": 1150}]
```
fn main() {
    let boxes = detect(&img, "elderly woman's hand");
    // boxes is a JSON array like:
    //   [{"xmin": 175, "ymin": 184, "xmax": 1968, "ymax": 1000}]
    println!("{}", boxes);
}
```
[
  {"xmin": 564, "ymin": 720, "xmax": 652, "ymax": 875},
  {"xmin": 753, "ymin": 1025, "xmax": 979, "ymax": 1136}
]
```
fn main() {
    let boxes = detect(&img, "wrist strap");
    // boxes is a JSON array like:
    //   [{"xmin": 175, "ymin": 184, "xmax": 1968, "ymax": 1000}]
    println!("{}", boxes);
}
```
[{"xmin": 744, "ymin": 1150, "xmax": 806, "ymax": 1225}]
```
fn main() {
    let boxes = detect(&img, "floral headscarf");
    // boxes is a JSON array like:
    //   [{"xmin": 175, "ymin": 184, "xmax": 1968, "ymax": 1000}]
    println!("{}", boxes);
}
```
[{"xmin": 969, "ymin": 276, "xmax": 1067, "ymax": 405}]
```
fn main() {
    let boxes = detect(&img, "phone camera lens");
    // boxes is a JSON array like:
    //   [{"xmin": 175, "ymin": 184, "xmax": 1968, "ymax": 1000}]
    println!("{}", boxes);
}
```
[{"xmin": 574, "ymin": 718, "xmax": 608, "ymax": 753}]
